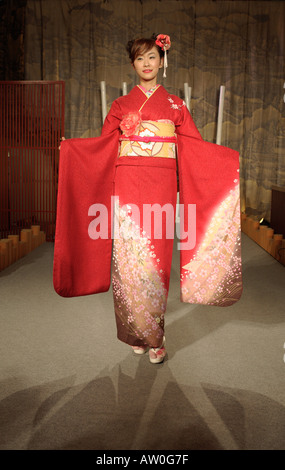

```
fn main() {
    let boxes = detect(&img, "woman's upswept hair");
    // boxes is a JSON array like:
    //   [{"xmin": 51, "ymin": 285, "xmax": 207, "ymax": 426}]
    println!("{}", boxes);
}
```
[{"xmin": 126, "ymin": 33, "xmax": 165, "ymax": 63}]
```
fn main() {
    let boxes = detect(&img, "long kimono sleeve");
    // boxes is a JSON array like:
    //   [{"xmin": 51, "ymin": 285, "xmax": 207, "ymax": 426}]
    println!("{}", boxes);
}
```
[
  {"xmin": 101, "ymin": 100, "xmax": 122, "ymax": 136},
  {"xmin": 176, "ymin": 106, "xmax": 242, "ymax": 306},
  {"xmin": 176, "ymin": 105, "xmax": 203, "ymax": 140},
  {"xmin": 53, "ymin": 112, "xmax": 120, "ymax": 297}
]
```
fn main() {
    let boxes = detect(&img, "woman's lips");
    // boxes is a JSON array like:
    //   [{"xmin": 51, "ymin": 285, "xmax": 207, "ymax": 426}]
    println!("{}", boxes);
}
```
[{"xmin": 143, "ymin": 70, "xmax": 152, "ymax": 73}]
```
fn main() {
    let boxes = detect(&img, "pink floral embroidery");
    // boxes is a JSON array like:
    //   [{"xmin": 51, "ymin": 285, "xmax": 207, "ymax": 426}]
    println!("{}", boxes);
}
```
[
  {"xmin": 167, "ymin": 96, "xmax": 186, "ymax": 111},
  {"xmin": 112, "ymin": 202, "xmax": 167, "ymax": 344},
  {"xmin": 181, "ymin": 185, "xmax": 242, "ymax": 307},
  {"xmin": 120, "ymin": 112, "xmax": 141, "ymax": 137}
]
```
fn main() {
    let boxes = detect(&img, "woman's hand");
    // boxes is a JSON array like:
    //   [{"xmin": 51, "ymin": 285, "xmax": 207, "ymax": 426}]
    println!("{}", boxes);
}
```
[{"xmin": 58, "ymin": 137, "xmax": 65, "ymax": 150}]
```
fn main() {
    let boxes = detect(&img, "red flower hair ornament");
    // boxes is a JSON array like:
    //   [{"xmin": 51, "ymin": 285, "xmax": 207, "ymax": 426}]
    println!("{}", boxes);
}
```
[{"xmin": 155, "ymin": 34, "xmax": 171, "ymax": 78}]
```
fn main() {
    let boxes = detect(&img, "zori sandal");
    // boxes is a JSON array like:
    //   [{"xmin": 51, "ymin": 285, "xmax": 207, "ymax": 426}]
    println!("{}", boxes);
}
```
[
  {"xmin": 132, "ymin": 345, "xmax": 148, "ymax": 355},
  {"xmin": 149, "ymin": 336, "xmax": 166, "ymax": 364}
]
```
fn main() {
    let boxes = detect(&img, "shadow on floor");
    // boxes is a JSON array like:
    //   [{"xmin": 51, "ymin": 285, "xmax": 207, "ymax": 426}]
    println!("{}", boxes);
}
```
[{"xmin": 0, "ymin": 354, "xmax": 285, "ymax": 450}]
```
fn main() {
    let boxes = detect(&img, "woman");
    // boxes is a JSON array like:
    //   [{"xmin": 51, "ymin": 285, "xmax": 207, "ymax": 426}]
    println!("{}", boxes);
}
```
[
  {"xmin": 100, "ymin": 34, "xmax": 204, "ymax": 363},
  {"xmin": 53, "ymin": 34, "xmax": 242, "ymax": 365}
]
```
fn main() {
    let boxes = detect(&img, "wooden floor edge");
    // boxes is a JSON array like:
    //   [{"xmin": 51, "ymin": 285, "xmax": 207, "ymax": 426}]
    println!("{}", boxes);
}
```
[
  {"xmin": 0, "ymin": 225, "xmax": 46, "ymax": 272},
  {"xmin": 241, "ymin": 214, "xmax": 285, "ymax": 267}
]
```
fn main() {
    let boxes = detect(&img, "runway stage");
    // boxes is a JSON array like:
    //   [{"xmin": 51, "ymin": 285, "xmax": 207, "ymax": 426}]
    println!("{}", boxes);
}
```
[{"xmin": 0, "ymin": 233, "xmax": 284, "ymax": 450}]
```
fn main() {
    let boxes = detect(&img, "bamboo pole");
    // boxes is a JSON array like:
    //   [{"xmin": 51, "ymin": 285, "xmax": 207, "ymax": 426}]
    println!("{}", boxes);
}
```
[
  {"xmin": 122, "ymin": 82, "xmax": 127, "ymax": 96},
  {"xmin": 216, "ymin": 85, "xmax": 225, "ymax": 145},
  {"xmin": 8, "ymin": 234, "xmax": 19, "ymax": 262},
  {"xmin": 100, "ymin": 81, "xmax": 107, "ymax": 124},
  {"xmin": 0, "ymin": 241, "xmax": 8, "ymax": 270},
  {"xmin": 0, "ymin": 239, "xmax": 12, "ymax": 267},
  {"xmin": 184, "ymin": 83, "xmax": 190, "ymax": 110},
  {"xmin": 20, "ymin": 229, "xmax": 32, "ymax": 253},
  {"xmin": 241, "ymin": 214, "xmax": 284, "ymax": 266},
  {"xmin": 188, "ymin": 86, "xmax": 192, "ymax": 112}
]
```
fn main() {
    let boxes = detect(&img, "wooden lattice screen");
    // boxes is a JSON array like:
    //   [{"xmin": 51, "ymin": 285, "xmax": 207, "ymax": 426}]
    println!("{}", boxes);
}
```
[{"xmin": 0, "ymin": 81, "xmax": 65, "ymax": 241}]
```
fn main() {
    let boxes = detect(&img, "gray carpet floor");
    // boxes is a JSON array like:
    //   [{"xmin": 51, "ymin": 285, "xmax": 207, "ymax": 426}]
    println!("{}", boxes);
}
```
[{"xmin": 0, "ymin": 233, "xmax": 285, "ymax": 450}]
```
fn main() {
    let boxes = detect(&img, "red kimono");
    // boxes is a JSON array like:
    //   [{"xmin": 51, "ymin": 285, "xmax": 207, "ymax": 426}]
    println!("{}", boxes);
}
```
[{"xmin": 53, "ymin": 85, "xmax": 242, "ymax": 348}]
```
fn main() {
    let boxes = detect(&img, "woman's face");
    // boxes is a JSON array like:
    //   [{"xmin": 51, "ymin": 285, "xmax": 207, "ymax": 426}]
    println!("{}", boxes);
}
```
[{"xmin": 132, "ymin": 46, "xmax": 163, "ymax": 84}]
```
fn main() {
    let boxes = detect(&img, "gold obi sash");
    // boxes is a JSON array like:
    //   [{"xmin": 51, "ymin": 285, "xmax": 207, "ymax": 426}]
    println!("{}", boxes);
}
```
[{"xmin": 119, "ymin": 120, "xmax": 177, "ymax": 159}]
